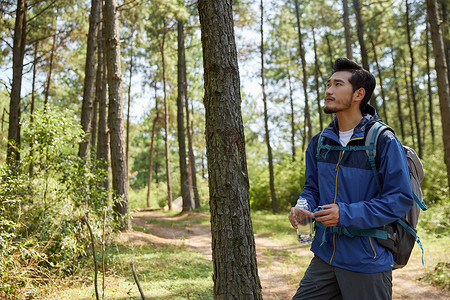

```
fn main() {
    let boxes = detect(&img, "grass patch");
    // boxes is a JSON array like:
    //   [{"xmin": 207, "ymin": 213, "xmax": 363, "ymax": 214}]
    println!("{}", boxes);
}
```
[
  {"xmin": 44, "ymin": 243, "xmax": 213, "ymax": 299},
  {"xmin": 251, "ymin": 210, "xmax": 298, "ymax": 244}
]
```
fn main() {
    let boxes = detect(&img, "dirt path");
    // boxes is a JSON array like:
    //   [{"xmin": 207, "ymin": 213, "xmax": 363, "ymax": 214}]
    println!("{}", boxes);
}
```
[{"xmin": 123, "ymin": 210, "xmax": 449, "ymax": 300}]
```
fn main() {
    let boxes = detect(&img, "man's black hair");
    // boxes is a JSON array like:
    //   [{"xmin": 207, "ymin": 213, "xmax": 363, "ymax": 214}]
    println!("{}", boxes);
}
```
[{"xmin": 332, "ymin": 58, "xmax": 376, "ymax": 112}]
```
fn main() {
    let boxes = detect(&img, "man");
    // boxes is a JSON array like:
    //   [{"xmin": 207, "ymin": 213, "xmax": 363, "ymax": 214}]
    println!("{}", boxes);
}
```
[{"xmin": 289, "ymin": 58, "xmax": 413, "ymax": 300}]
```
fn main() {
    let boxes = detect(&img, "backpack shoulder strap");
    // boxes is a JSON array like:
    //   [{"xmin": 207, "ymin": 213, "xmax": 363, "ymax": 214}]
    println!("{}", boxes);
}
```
[{"xmin": 365, "ymin": 121, "xmax": 392, "ymax": 193}]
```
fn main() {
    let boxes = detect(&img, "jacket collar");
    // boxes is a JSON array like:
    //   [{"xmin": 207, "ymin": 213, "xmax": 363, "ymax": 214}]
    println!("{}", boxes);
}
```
[{"xmin": 322, "ymin": 105, "xmax": 380, "ymax": 142}]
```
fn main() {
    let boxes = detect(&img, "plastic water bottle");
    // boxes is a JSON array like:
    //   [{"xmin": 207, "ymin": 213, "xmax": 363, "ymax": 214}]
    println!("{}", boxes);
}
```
[{"xmin": 295, "ymin": 198, "xmax": 314, "ymax": 244}]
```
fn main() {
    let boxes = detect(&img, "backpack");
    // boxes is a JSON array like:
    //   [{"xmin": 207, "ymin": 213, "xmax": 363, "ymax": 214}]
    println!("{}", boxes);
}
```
[
  {"xmin": 366, "ymin": 121, "xmax": 427, "ymax": 269},
  {"xmin": 315, "ymin": 121, "xmax": 427, "ymax": 269}
]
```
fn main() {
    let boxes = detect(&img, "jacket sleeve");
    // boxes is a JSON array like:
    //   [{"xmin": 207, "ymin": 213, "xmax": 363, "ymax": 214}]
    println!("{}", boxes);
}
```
[
  {"xmin": 299, "ymin": 136, "xmax": 320, "ymax": 211},
  {"xmin": 338, "ymin": 132, "xmax": 414, "ymax": 230}
]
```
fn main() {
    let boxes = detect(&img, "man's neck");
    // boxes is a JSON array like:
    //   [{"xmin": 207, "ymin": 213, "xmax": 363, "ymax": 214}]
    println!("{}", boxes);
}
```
[{"xmin": 336, "ymin": 110, "xmax": 363, "ymax": 131}]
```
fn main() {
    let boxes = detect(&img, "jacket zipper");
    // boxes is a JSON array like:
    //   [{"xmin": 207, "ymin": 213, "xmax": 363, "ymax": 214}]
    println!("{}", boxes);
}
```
[
  {"xmin": 330, "ymin": 150, "xmax": 345, "ymax": 264},
  {"xmin": 329, "ymin": 136, "xmax": 365, "ymax": 264}
]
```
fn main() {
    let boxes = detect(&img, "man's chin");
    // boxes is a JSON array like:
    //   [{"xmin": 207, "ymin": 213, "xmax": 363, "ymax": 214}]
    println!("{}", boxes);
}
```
[{"xmin": 323, "ymin": 106, "xmax": 336, "ymax": 114}]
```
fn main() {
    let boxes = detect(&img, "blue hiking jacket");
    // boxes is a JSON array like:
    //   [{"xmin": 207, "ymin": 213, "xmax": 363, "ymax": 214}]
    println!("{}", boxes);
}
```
[{"xmin": 300, "ymin": 105, "xmax": 414, "ymax": 273}]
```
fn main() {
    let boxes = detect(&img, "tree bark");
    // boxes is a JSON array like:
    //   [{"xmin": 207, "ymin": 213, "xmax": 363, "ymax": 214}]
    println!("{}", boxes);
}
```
[
  {"xmin": 79, "ymin": 0, "xmax": 100, "ymax": 159},
  {"xmin": 288, "ymin": 70, "xmax": 296, "ymax": 161},
  {"xmin": 7, "ymin": 0, "xmax": 27, "ymax": 165},
  {"xmin": 161, "ymin": 21, "xmax": 173, "ymax": 211},
  {"xmin": 294, "ymin": 0, "xmax": 312, "ymax": 152},
  {"xmin": 405, "ymin": 0, "xmax": 422, "ymax": 157},
  {"xmin": 96, "ymin": 5, "xmax": 110, "ymax": 191},
  {"xmin": 197, "ymin": 0, "xmax": 263, "ymax": 298},
  {"xmin": 312, "ymin": 28, "xmax": 323, "ymax": 132},
  {"xmin": 177, "ymin": 20, "xmax": 192, "ymax": 212},
  {"xmin": 390, "ymin": 48, "xmax": 405, "ymax": 141},
  {"xmin": 146, "ymin": 108, "xmax": 158, "ymax": 208},
  {"xmin": 371, "ymin": 39, "xmax": 388, "ymax": 124},
  {"xmin": 342, "ymin": 0, "xmax": 353, "ymax": 60},
  {"xmin": 353, "ymin": 0, "xmax": 369, "ymax": 71},
  {"xmin": 260, "ymin": 0, "xmax": 278, "ymax": 213},
  {"xmin": 183, "ymin": 34, "xmax": 201, "ymax": 209},
  {"xmin": 126, "ymin": 31, "xmax": 134, "ymax": 174},
  {"xmin": 104, "ymin": 0, "xmax": 129, "ymax": 230},
  {"xmin": 427, "ymin": 0, "xmax": 450, "ymax": 190},
  {"xmin": 426, "ymin": 20, "xmax": 435, "ymax": 147},
  {"xmin": 44, "ymin": 21, "xmax": 57, "ymax": 110},
  {"xmin": 29, "ymin": 41, "xmax": 38, "ymax": 176}
]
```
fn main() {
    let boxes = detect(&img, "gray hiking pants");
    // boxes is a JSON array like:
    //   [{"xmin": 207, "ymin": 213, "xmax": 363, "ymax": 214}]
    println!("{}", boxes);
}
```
[{"xmin": 292, "ymin": 256, "xmax": 392, "ymax": 300}]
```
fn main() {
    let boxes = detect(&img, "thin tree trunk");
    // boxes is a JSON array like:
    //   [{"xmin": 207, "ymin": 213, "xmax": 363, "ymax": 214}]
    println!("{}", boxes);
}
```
[
  {"xmin": 146, "ymin": 92, "xmax": 158, "ymax": 209},
  {"xmin": 79, "ymin": 0, "xmax": 100, "ymax": 159},
  {"xmin": 371, "ymin": 39, "xmax": 388, "ymax": 123},
  {"xmin": 324, "ymin": 33, "xmax": 334, "ymax": 69},
  {"xmin": 342, "ymin": 0, "xmax": 353, "ymax": 60},
  {"xmin": 294, "ymin": 0, "xmax": 312, "ymax": 147},
  {"xmin": 184, "ymin": 47, "xmax": 201, "ymax": 208},
  {"xmin": 260, "ymin": 0, "xmax": 278, "ymax": 213},
  {"xmin": 440, "ymin": 0, "xmax": 449, "ymax": 85},
  {"xmin": 402, "ymin": 56, "xmax": 416, "ymax": 148},
  {"xmin": 96, "ymin": 5, "xmax": 110, "ymax": 191},
  {"xmin": 104, "ymin": 0, "xmax": 129, "ymax": 230},
  {"xmin": 29, "ymin": 41, "xmax": 38, "ymax": 176},
  {"xmin": 427, "ymin": 0, "xmax": 450, "ymax": 190},
  {"xmin": 390, "ymin": 48, "xmax": 405, "ymax": 141},
  {"xmin": 7, "ymin": 0, "xmax": 27, "ymax": 166},
  {"xmin": 426, "ymin": 20, "xmax": 435, "ymax": 147},
  {"xmin": 161, "ymin": 21, "xmax": 173, "ymax": 210},
  {"xmin": 177, "ymin": 20, "xmax": 192, "ymax": 212},
  {"xmin": 126, "ymin": 33, "xmax": 134, "ymax": 173},
  {"xmin": 44, "ymin": 21, "xmax": 57, "ymax": 110},
  {"xmin": 288, "ymin": 70, "xmax": 296, "ymax": 161},
  {"xmin": 353, "ymin": 0, "xmax": 369, "ymax": 71},
  {"xmin": 198, "ymin": 0, "xmax": 263, "ymax": 298},
  {"xmin": 312, "ymin": 28, "xmax": 323, "ymax": 131},
  {"xmin": 406, "ymin": 0, "xmax": 422, "ymax": 157}
]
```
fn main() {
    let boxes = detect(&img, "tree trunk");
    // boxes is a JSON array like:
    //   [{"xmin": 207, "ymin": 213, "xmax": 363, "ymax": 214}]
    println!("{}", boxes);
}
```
[
  {"xmin": 126, "ymin": 32, "xmax": 134, "ymax": 174},
  {"xmin": 177, "ymin": 20, "xmax": 192, "ymax": 212},
  {"xmin": 342, "ymin": 0, "xmax": 353, "ymax": 60},
  {"xmin": 288, "ymin": 70, "xmax": 296, "ymax": 161},
  {"xmin": 390, "ymin": 48, "xmax": 405, "ymax": 141},
  {"xmin": 260, "ymin": 0, "xmax": 278, "ymax": 213},
  {"xmin": 312, "ymin": 28, "xmax": 324, "ymax": 131},
  {"xmin": 7, "ymin": 0, "xmax": 27, "ymax": 165},
  {"xmin": 184, "ymin": 41, "xmax": 201, "ymax": 209},
  {"xmin": 353, "ymin": 0, "xmax": 369, "ymax": 72},
  {"xmin": 161, "ymin": 21, "xmax": 173, "ymax": 210},
  {"xmin": 371, "ymin": 39, "xmax": 388, "ymax": 124},
  {"xmin": 197, "ymin": 0, "xmax": 263, "ymax": 298},
  {"xmin": 104, "ymin": 0, "xmax": 129, "ymax": 230},
  {"xmin": 96, "ymin": 4, "xmax": 110, "ymax": 191},
  {"xmin": 44, "ymin": 21, "xmax": 57, "ymax": 110},
  {"xmin": 324, "ymin": 33, "xmax": 334, "ymax": 69},
  {"xmin": 402, "ymin": 56, "xmax": 416, "ymax": 148},
  {"xmin": 146, "ymin": 96, "xmax": 158, "ymax": 209},
  {"xmin": 427, "ymin": 0, "xmax": 450, "ymax": 190},
  {"xmin": 439, "ymin": 0, "xmax": 449, "ymax": 85},
  {"xmin": 426, "ymin": 20, "xmax": 435, "ymax": 148},
  {"xmin": 294, "ymin": 0, "xmax": 312, "ymax": 147},
  {"xmin": 406, "ymin": 0, "xmax": 422, "ymax": 157},
  {"xmin": 29, "ymin": 41, "xmax": 38, "ymax": 176},
  {"xmin": 79, "ymin": 0, "xmax": 100, "ymax": 159}
]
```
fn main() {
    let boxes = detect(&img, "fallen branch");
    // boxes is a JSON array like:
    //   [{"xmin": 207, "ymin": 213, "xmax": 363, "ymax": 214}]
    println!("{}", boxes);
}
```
[
  {"xmin": 130, "ymin": 262, "xmax": 146, "ymax": 300},
  {"xmin": 83, "ymin": 215, "xmax": 99, "ymax": 300}
]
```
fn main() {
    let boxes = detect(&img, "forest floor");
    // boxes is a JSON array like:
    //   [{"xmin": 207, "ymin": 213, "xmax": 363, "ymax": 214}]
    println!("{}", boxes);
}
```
[{"xmin": 123, "ymin": 210, "xmax": 449, "ymax": 300}]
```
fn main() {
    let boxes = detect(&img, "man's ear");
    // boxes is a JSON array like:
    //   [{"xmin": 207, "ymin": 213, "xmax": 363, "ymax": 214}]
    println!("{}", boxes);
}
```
[{"xmin": 353, "ymin": 88, "xmax": 365, "ymax": 102}]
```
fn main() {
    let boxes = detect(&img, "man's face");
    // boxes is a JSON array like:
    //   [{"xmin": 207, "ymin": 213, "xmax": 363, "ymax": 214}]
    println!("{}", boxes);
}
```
[{"xmin": 324, "ymin": 71, "xmax": 355, "ymax": 114}]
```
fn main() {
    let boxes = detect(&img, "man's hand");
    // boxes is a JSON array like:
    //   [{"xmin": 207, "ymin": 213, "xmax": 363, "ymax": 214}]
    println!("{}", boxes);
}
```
[
  {"xmin": 313, "ymin": 204, "xmax": 339, "ymax": 227},
  {"xmin": 289, "ymin": 207, "xmax": 314, "ymax": 229}
]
